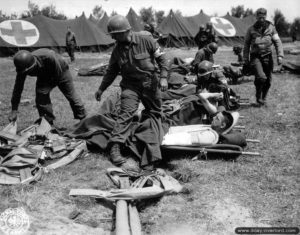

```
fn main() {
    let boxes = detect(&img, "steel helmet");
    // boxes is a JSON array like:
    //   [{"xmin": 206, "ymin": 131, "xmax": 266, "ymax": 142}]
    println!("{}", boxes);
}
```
[
  {"xmin": 207, "ymin": 42, "xmax": 218, "ymax": 54},
  {"xmin": 13, "ymin": 50, "xmax": 36, "ymax": 74},
  {"xmin": 107, "ymin": 15, "xmax": 131, "ymax": 34},
  {"xmin": 197, "ymin": 60, "xmax": 213, "ymax": 77},
  {"xmin": 144, "ymin": 24, "xmax": 151, "ymax": 31}
]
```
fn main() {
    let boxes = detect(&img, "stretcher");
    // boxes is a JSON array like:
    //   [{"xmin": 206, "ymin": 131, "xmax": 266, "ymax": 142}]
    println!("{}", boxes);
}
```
[{"xmin": 161, "ymin": 144, "xmax": 260, "ymax": 160}]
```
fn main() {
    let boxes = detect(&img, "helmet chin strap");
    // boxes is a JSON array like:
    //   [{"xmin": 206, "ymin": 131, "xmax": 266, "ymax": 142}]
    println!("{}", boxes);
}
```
[{"xmin": 23, "ymin": 58, "xmax": 37, "ymax": 74}]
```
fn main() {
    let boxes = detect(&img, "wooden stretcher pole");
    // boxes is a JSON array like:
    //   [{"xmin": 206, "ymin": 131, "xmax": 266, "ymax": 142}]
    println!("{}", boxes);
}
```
[
  {"xmin": 128, "ymin": 203, "xmax": 142, "ymax": 235},
  {"xmin": 115, "ymin": 177, "xmax": 131, "ymax": 235},
  {"xmin": 116, "ymin": 200, "xmax": 130, "ymax": 235},
  {"xmin": 204, "ymin": 148, "xmax": 261, "ymax": 156},
  {"xmin": 246, "ymin": 139, "xmax": 260, "ymax": 143},
  {"xmin": 239, "ymin": 102, "xmax": 251, "ymax": 106},
  {"xmin": 233, "ymin": 125, "xmax": 245, "ymax": 129}
]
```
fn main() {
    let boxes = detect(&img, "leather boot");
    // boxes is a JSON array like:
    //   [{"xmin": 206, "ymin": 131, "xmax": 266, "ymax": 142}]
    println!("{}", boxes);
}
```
[
  {"xmin": 261, "ymin": 84, "xmax": 270, "ymax": 104},
  {"xmin": 110, "ymin": 143, "xmax": 126, "ymax": 166},
  {"xmin": 255, "ymin": 84, "xmax": 264, "ymax": 105}
]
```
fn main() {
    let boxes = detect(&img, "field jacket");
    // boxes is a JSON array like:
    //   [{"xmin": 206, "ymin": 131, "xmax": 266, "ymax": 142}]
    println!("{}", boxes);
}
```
[
  {"xmin": 243, "ymin": 21, "xmax": 284, "ymax": 62},
  {"xmin": 11, "ymin": 49, "xmax": 69, "ymax": 110},
  {"xmin": 99, "ymin": 32, "xmax": 168, "ymax": 92}
]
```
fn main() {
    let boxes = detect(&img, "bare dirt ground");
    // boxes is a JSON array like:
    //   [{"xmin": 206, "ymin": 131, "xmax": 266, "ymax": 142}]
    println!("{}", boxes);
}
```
[{"xmin": 0, "ymin": 42, "xmax": 299, "ymax": 235}]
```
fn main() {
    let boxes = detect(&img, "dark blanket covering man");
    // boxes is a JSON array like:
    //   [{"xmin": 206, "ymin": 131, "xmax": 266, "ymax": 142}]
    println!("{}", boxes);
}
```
[{"xmin": 65, "ymin": 94, "xmax": 213, "ymax": 167}]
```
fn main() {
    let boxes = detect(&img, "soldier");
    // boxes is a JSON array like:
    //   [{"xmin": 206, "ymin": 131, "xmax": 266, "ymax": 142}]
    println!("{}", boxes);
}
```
[
  {"xmin": 243, "ymin": 8, "xmax": 284, "ymax": 106},
  {"xmin": 94, "ymin": 15, "xmax": 168, "ymax": 171},
  {"xmin": 9, "ymin": 49, "xmax": 86, "ymax": 125},
  {"xmin": 144, "ymin": 23, "xmax": 161, "ymax": 39},
  {"xmin": 195, "ymin": 60, "xmax": 239, "ymax": 110},
  {"xmin": 232, "ymin": 45, "xmax": 243, "ymax": 66},
  {"xmin": 192, "ymin": 42, "xmax": 218, "ymax": 73},
  {"xmin": 196, "ymin": 60, "xmax": 227, "ymax": 91},
  {"xmin": 66, "ymin": 26, "xmax": 77, "ymax": 62},
  {"xmin": 205, "ymin": 22, "xmax": 218, "ymax": 45},
  {"xmin": 194, "ymin": 25, "xmax": 206, "ymax": 49}
]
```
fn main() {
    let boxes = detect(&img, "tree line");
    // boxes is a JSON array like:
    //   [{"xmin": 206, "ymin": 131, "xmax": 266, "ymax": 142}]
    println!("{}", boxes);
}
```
[{"xmin": 0, "ymin": 2, "xmax": 299, "ymax": 38}]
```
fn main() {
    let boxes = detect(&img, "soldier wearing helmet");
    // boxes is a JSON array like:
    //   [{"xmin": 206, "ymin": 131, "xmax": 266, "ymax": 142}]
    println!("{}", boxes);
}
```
[
  {"xmin": 243, "ymin": 7, "xmax": 284, "ymax": 106},
  {"xmin": 205, "ymin": 22, "xmax": 218, "ymax": 45},
  {"xmin": 196, "ymin": 60, "xmax": 239, "ymax": 110},
  {"xmin": 196, "ymin": 60, "xmax": 227, "ymax": 91},
  {"xmin": 9, "ymin": 49, "xmax": 86, "ymax": 124},
  {"xmin": 94, "ymin": 15, "xmax": 168, "ymax": 172},
  {"xmin": 194, "ymin": 25, "xmax": 207, "ymax": 49},
  {"xmin": 143, "ymin": 23, "xmax": 161, "ymax": 39},
  {"xmin": 192, "ymin": 42, "xmax": 218, "ymax": 73}
]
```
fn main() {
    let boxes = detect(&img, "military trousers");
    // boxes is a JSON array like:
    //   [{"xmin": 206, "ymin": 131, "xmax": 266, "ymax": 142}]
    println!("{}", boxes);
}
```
[
  {"xmin": 251, "ymin": 54, "xmax": 273, "ymax": 100},
  {"xmin": 109, "ymin": 86, "xmax": 162, "ymax": 145},
  {"xmin": 66, "ymin": 44, "xmax": 76, "ymax": 62},
  {"xmin": 35, "ymin": 69, "xmax": 86, "ymax": 123}
]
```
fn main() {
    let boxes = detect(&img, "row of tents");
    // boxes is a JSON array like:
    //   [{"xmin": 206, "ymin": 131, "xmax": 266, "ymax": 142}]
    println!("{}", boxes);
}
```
[{"xmin": 0, "ymin": 8, "xmax": 257, "ymax": 56}]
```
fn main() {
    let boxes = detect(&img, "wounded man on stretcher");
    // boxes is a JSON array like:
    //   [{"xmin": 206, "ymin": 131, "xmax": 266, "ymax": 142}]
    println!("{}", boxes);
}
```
[{"xmin": 65, "ymin": 90, "xmax": 245, "ymax": 172}]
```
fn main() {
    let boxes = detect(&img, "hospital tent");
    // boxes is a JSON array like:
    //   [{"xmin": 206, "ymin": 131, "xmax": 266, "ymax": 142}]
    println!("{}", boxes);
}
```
[{"xmin": 0, "ymin": 13, "xmax": 114, "ymax": 56}]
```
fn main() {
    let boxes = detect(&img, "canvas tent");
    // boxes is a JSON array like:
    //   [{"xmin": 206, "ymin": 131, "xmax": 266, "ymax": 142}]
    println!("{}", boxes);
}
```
[
  {"xmin": 0, "ymin": 13, "xmax": 114, "ymax": 56},
  {"xmin": 185, "ymin": 10, "xmax": 211, "ymax": 36},
  {"xmin": 187, "ymin": 11, "xmax": 251, "ymax": 46},
  {"xmin": 126, "ymin": 8, "xmax": 144, "ymax": 32},
  {"xmin": 89, "ymin": 12, "xmax": 109, "ymax": 33},
  {"xmin": 88, "ymin": 14, "xmax": 98, "ymax": 24},
  {"xmin": 242, "ymin": 15, "xmax": 256, "ymax": 27},
  {"xmin": 96, "ymin": 12, "xmax": 109, "ymax": 33},
  {"xmin": 157, "ymin": 9, "xmax": 252, "ymax": 48},
  {"xmin": 157, "ymin": 10, "xmax": 195, "ymax": 47}
]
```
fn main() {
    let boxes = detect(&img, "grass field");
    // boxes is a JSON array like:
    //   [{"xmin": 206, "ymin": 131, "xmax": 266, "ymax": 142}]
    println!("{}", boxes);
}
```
[{"xmin": 0, "ymin": 44, "xmax": 299, "ymax": 235}]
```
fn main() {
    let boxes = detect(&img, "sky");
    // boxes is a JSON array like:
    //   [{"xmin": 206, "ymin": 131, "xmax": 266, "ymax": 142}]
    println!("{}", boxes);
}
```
[{"xmin": 1, "ymin": 0, "xmax": 299, "ymax": 22}]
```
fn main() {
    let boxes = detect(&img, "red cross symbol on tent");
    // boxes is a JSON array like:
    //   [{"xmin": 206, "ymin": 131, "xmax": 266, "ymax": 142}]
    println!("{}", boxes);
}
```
[
  {"xmin": 0, "ymin": 20, "xmax": 40, "ymax": 46},
  {"xmin": 210, "ymin": 17, "xmax": 236, "ymax": 37}
]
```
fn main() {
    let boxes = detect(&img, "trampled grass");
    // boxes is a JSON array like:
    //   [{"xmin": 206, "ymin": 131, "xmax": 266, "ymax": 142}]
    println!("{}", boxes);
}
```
[{"xmin": 0, "ymin": 46, "xmax": 299, "ymax": 234}]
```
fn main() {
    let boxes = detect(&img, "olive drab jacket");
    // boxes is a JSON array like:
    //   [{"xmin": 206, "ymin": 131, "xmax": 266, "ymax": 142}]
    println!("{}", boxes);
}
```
[
  {"xmin": 11, "ymin": 49, "xmax": 69, "ymax": 110},
  {"xmin": 243, "ymin": 21, "xmax": 284, "ymax": 61},
  {"xmin": 66, "ymin": 31, "xmax": 77, "ymax": 47},
  {"xmin": 192, "ymin": 48, "xmax": 214, "ymax": 73},
  {"xmin": 99, "ymin": 32, "xmax": 168, "ymax": 92}
]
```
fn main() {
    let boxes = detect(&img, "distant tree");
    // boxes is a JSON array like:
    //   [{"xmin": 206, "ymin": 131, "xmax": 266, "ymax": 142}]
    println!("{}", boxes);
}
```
[
  {"xmin": 231, "ymin": 5, "xmax": 244, "ymax": 18},
  {"xmin": 41, "ymin": 4, "xmax": 67, "ymax": 20},
  {"xmin": 175, "ymin": 10, "xmax": 182, "ymax": 17},
  {"xmin": 0, "ymin": 10, "xmax": 10, "ymax": 20},
  {"xmin": 92, "ymin": 5, "xmax": 105, "ymax": 20},
  {"xmin": 140, "ymin": 7, "xmax": 155, "ymax": 24},
  {"xmin": 244, "ymin": 8, "xmax": 254, "ymax": 17},
  {"xmin": 20, "ymin": 11, "xmax": 31, "ymax": 18},
  {"xmin": 231, "ymin": 5, "xmax": 254, "ymax": 18},
  {"xmin": 20, "ymin": 1, "xmax": 66, "ymax": 19},
  {"xmin": 110, "ymin": 10, "xmax": 118, "ymax": 17},
  {"xmin": 273, "ymin": 9, "xmax": 290, "ymax": 37},
  {"xmin": 155, "ymin": 10, "xmax": 165, "ymax": 25},
  {"xmin": 290, "ymin": 17, "xmax": 300, "ymax": 41},
  {"xmin": 27, "ymin": 0, "xmax": 41, "ymax": 16},
  {"xmin": 10, "ymin": 13, "xmax": 18, "ymax": 19}
]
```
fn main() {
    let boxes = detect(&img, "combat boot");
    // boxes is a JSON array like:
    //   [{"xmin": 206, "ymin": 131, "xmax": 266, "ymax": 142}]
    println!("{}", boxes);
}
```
[
  {"xmin": 255, "ymin": 84, "xmax": 264, "ymax": 106},
  {"xmin": 261, "ymin": 85, "xmax": 270, "ymax": 105},
  {"xmin": 110, "ymin": 143, "xmax": 126, "ymax": 166}
]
